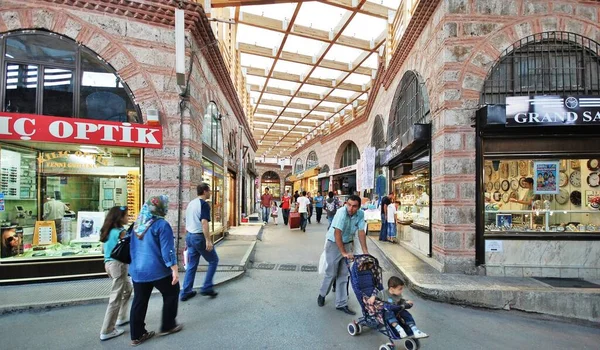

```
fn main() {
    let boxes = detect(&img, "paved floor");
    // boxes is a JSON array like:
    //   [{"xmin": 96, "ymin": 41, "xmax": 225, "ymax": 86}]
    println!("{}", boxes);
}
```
[{"xmin": 0, "ymin": 220, "xmax": 599, "ymax": 349}]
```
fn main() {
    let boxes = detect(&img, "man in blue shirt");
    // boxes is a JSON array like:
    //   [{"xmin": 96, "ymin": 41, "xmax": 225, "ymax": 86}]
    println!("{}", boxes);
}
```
[
  {"xmin": 180, "ymin": 183, "xmax": 219, "ymax": 301},
  {"xmin": 317, "ymin": 195, "xmax": 369, "ymax": 315},
  {"xmin": 314, "ymin": 191, "xmax": 325, "ymax": 224}
]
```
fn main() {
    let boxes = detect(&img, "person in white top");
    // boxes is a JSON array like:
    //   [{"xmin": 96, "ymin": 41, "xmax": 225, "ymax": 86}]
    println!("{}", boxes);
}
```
[
  {"xmin": 386, "ymin": 200, "xmax": 400, "ymax": 243},
  {"xmin": 296, "ymin": 191, "xmax": 311, "ymax": 232}
]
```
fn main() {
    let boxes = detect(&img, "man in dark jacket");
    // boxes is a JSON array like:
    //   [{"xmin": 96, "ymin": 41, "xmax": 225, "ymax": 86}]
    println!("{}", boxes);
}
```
[{"xmin": 379, "ymin": 192, "xmax": 393, "ymax": 241}]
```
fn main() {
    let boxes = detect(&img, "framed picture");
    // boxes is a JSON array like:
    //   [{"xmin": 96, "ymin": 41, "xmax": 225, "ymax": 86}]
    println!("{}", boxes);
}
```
[
  {"xmin": 585, "ymin": 190, "xmax": 600, "ymax": 207},
  {"xmin": 533, "ymin": 161, "xmax": 560, "ymax": 194},
  {"xmin": 496, "ymin": 214, "xmax": 513, "ymax": 228},
  {"xmin": 75, "ymin": 211, "xmax": 105, "ymax": 241}
]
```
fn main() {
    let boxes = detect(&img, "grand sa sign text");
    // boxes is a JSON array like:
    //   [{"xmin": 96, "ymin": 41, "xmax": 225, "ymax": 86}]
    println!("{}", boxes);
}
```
[
  {"xmin": 0, "ymin": 113, "xmax": 162, "ymax": 148},
  {"xmin": 506, "ymin": 95, "xmax": 600, "ymax": 127}
]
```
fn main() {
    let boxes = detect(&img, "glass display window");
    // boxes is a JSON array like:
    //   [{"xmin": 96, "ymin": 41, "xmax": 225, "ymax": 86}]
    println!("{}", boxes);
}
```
[
  {"xmin": 202, "ymin": 158, "xmax": 225, "ymax": 242},
  {"xmin": 483, "ymin": 158, "xmax": 600, "ymax": 234},
  {"xmin": 393, "ymin": 170, "xmax": 430, "ymax": 229},
  {"xmin": 0, "ymin": 141, "xmax": 141, "ymax": 260}
]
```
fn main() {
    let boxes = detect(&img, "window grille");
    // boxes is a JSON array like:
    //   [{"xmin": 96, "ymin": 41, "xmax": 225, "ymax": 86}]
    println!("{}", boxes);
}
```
[
  {"xmin": 306, "ymin": 151, "xmax": 318, "ymax": 169},
  {"xmin": 387, "ymin": 71, "xmax": 430, "ymax": 144},
  {"xmin": 371, "ymin": 115, "xmax": 385, "ymax": 149},
  {"xmin": 481, "ymin": 31, "xmax": 600, "ymax": 105},
  {"xmin": 340, "ymin": 142, "xmax": 359, "ymax": 168},
  {"xmin": 294, "ymin": 158, "xmax": 304, "ymax": 174},
  {"xmin": 320, "ymin": 165, "xmax": 330, "ymax": 174}
]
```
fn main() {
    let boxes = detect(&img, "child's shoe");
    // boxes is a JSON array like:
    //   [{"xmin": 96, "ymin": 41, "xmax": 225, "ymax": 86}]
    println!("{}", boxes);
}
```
[
  {"xmin": 410, "ymin": 326, "xmax": 428, "ymax": 339},
  {"xmin": 395, "ymin": 325, "xmax": 408, "ymax": 338}
]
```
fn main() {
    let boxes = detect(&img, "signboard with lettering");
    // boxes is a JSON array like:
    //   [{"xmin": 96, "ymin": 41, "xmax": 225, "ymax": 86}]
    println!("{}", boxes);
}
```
[
  {"xmin": 0, "ymin": 112, "xmax": 163, "ymax": 148},
  {"xmin": 331, "ymin": 164, "xmax": 357, "ymax": 176},
  {"xmin": 506, "ymin": 95, "xmax": 600, "ymax": 127}
]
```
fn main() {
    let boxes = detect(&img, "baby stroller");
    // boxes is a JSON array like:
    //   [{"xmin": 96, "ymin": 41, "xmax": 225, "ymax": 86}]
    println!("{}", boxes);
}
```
[{"xmin": 346, "ymin": 255, "xmax": 422, "ymax": 350}]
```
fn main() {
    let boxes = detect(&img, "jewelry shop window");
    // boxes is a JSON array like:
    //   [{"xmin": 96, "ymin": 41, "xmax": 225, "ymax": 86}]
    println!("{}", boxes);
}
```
[
  {"xmin": 1, "ymin": 31, "xmax": 141, "ymax": 122},
  {"xmin": 0, "ymin": 141, "xmax": 142, "ymax": 260}
]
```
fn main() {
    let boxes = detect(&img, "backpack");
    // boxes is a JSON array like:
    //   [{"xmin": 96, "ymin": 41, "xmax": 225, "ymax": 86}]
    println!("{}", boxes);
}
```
[{"xmin": 325, "ymin": 198, "xmax": 337, "ymax": 216}]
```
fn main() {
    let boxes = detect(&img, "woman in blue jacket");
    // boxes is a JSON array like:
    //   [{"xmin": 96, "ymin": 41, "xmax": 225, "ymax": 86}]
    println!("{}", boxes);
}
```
[{"xmin": 129, "ymin": 195, "xmax": 182, "ymax": 346}]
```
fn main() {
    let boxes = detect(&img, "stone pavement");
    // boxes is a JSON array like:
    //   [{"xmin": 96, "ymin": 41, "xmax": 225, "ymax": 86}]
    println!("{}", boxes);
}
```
[
  {"xmin": 0, "ymin": 238, "xmax": 256, "ymax": 315},
  {"xmin": 369, "ymin": 237, "xmax": 600, "ymax": 324}
]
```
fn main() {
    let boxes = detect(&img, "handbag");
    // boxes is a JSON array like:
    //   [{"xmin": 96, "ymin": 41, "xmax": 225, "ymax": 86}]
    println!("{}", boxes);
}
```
[{"xmin": 110, "ymin": 225, "xmax": 134, "ymax": 264}]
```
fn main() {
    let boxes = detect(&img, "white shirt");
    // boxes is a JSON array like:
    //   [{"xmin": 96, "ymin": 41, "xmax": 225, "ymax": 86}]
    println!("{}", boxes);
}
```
[
  {"xmin": 387, "ymin": 203, "xmax": 396, "ymax": 223},
  {"xmin": 297, "ymin": 196, "xmax": 310, "ymax": 213},
  {"xmin": 43, "ymin": 199, "xmax": 68, "ymax": 220},
  {"xmin": 185, "ymin": 198, "xmax": 210, "ymax": 233}
]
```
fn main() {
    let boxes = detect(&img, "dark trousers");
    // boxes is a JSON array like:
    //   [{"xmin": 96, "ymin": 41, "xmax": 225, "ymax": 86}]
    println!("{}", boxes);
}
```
[
  {"xmin": 282, "ymin": 209, "xmax": 290, "ymax": 225},
  {"xmin": 130, "ymin": 275, "xmax": 179, "ymax": 340},
  {"xmin": 315, "ymin": 207, "xmax": 323, "ymax": 223},
  {"xmin": 300, "ymin": 213, "xmax": 308, "ymax": 230},
  {"xmin": 379, "ymin": 213, "xmax": 388, "ymax": 241},
  {"xmin": 308, "ymin": 205, "xmax": 312, "ymax": 223}
]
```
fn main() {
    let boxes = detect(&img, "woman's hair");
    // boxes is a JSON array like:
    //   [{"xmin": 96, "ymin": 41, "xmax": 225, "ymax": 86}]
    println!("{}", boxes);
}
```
[
  {"xmin": 272, "ymin": 201, "xmax": 277, "ymax": 206},
  {"xmin": 100, "ymin": 206, "xmax": 128, "ymax": 242}
]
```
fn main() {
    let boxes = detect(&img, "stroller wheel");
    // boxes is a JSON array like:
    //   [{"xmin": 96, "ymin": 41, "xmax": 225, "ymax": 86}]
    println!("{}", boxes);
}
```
[
  {"xmin": 355, "ymin": 322, "xmax": 362, "ymax": 334},
  {"xmin": 402, "ymin": 338, "xmax": 418, "ymax": 350},
  {"xmin": 347, "ymin": 322, "xmax": 358, "ymax": 336},
  {"xmin": 379, "ymin": 344, "xmax": 393, "ymax": 350}
]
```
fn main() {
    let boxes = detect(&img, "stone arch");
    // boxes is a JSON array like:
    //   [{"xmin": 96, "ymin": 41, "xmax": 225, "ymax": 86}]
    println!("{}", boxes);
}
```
[
  {"xmin": 333, "ymin": 140, "xmax": 360, "ymax": 169},
  {"xmin": 459, "ymin": 13, "xmax": 600, "ymax": 98},
  {"xmin": 0, "ymin": 6, "xmax": 166, "ymax": 130},
  {"xmin": 294, "ymin": 158, "xmax": 304, "ymax": 174}
]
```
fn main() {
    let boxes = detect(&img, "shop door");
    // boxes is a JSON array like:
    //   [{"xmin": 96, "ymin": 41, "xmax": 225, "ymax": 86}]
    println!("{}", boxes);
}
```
[
  {"xmin": 228, "ymin": 172, "xmax": 236, "ymax": 227},
  {"xmin": 241, "ymin": 175, "xmax": 246, "ymax": 216}
]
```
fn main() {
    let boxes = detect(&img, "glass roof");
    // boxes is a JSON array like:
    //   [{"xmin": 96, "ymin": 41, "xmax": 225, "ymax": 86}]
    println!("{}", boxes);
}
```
[{"xmin": 232, "ymin": 0, "xmax": 398, "ymax": 157}]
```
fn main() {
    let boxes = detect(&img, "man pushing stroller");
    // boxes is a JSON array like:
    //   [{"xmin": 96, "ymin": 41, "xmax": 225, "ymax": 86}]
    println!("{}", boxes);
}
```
[{"xmin": 367, "ymin": 276, "xmax": 428, "ymax": 339}]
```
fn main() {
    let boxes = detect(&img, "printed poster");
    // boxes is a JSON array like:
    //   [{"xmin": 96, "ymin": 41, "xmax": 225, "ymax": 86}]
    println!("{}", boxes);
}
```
[
  {"xmin": 0, "ymin": 193, "xmax": 4, "ymax": 212},
  {"xmin": 533, "ymin": 161, "xmax": 560, "ymax": 194}
]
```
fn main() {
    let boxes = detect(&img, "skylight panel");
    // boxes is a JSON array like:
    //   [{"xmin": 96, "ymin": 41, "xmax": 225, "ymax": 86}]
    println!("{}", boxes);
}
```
[
  {"xmin": 283, "ymin": 35, "xmax": 325, "ymax": 58},
  {"xmin": 319, "ymin": 101, "xmax": 344, "ymax": 109},
  {"xmin": 240, "ymin": 3, "xmax": 298, "ymax": 19},
  {"xmin": 311, "ymin": 67, "xmax": 341, "ymax": 80},
  {"xmin": 342, "ymin": 13, "xmax": 387, "ymax": 41},
  {"xmin": 367, "ymin": 0, "xmax": 401, "ymax": 10},
  {"xmin": 295, "ymin": 2, "xmax": 348, "ymax": 32},
  {"xmin": 273, "ymin": 60, "xmax": 312, "ymax": 76},
  {"xmin": 344, "ymin": 73, "xmax": 373, "ymax": 85},
  {"xmin": 241, "ymin": 53, "xmax": 273, "ymax": 70},
  {"xmin": 324, "ymin": 44, "xmax": 364, "ymax": 64},
  {"xmin": 237, "ymin": 24, "xmax": 284, "ymax": 46},
  {"xmin": 361, "ymin": 52, "xmax": 379, "ymax": 69},
  {"xmin": 329, "ymin": 89, "xmax": 357, "ymax": 99},
  {"xmin": 300, "ymin": 84, "xmax": 330, "ymax": 95},
  {"xmin": 268, "ymin": 78, "xmax": 299, "ymax": 91},
  {"xmin": 245, "ymin": 75, "xmax": 267, "ymax": 88}
]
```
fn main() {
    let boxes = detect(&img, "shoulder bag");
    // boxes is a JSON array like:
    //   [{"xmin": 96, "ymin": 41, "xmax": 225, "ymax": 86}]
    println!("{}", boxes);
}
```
[{"xmin": 110, "ymin": 225, "xmax": 134, "ymax": 264}]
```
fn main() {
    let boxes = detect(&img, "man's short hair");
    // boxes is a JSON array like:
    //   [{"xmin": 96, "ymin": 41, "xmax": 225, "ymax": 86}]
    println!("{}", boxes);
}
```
[
  {"xmin": 197, "ymin": 183, "xmax": 210, "ymax": 195},
  {"xmin": 328, "ymin": 191, "xmax": 334, "ymax": 198},
  {"xmin": 265, "ymin": 187, "xmax": 270, "ymax": 191},
  {"xmin": 388, "ymin": 276, "xmax": 405, "ymax": 288},
  {"xmin": 347, "ymin": 195, "xmax": 361, "ymax": 204},
  {"xmin": 302, "ymin": 191, "xmax": 307, "ymax": 196}
]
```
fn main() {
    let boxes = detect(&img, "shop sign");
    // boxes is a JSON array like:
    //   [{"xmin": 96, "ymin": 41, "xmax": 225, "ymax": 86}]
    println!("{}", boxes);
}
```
[
  {"xmin": 331, "ymin": 164, "xmax": 357, "ymax": 176},
  {"xmin": 0, "ymin": 112, "xmax": 163, "ymax": 148},
  {"xmin": 506, "ymin": 95, "xmax": 600, "ymax": 127},
  {"xmin": 38, "ymin": 151, "xmax": 109, "ymax": 169},
  {"xmin": 382, "ymin": 138, "xmax": 401, "ymax": 165}
]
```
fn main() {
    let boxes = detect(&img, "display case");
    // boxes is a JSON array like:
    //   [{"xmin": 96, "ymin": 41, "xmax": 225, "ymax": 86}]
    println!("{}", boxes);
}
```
[
  {"xmin": 484, "ymin": 208, "xmax": 600, "ymax": 234},
  {"xmin": 393, "ymin": 171, "xmax": 430, "ymax": 232}
]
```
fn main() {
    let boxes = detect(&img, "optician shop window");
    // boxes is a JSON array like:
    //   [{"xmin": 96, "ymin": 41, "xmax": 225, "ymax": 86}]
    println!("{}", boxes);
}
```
[
  {"xmin": 1, "ymin": 141, "xmax": 141, "ymax": 260},
  {"xmin": 1, "ymin": 30, "xmax": 141, "ymax": 122}
]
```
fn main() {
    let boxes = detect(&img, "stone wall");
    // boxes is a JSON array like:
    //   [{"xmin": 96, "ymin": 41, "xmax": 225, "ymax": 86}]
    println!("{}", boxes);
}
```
[
  {"xmin": 0, "ymin": 1, "xmax": 255, "ymax": 263},
  {"xmin": 256, "ymin": 164, "xmax": 292, "ymax": 200}
]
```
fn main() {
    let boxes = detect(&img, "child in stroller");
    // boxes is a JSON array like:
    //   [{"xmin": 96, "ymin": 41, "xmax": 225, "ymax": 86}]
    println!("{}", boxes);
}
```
[{"xmin": 346, "ymin": 255, "xmax": 428, "ymax": 350}]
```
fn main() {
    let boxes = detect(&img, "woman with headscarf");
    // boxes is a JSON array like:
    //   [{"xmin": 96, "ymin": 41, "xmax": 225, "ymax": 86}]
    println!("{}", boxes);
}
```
[{"xmin": 128, "ymin": 195, "xmax": 182, "ymax": 346}]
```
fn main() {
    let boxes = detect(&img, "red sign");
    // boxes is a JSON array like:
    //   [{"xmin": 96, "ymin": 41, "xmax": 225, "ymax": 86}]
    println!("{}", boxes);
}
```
[{"xmin": 0, "ymin": 113, "xmax": 162, "ymax": 148}]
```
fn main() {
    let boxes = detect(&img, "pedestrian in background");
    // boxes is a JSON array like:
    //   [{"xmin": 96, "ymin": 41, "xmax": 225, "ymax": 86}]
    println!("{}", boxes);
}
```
[
  {"xmin": 379, "ymin": 193, "xmax": 393, "ymax": 242},
  {"xmin": 307, "ymin": 192, "xmax": 314, "ymax": 224},
  {"xmin": 99, "ymin": 206, "xmax": 132, "ymax": 341},
  {"xmin": 281, "ymin": 190, "xmax": 292, "ymax": 225},
  {"xmin": 296, "ymin": 191, "xmax": 311, "ymax": 232},
  {"xmin": 317, "ymin": 195, "xmax": 369, "ymax": 315},
  {"xmin": 314, "ymin": 191, "xmax": 324, "ymax": 224},
  {"xmin": 129, "ymin": 195, "xmax": 182, "ymax": 347},
  {"xmin": 181, "ymin": 183, "xmax": 219, "ymax": 301},
  {"xmin": 260, "ymin": 187, "xmax": 273, "ymax": 224},
  {"xmin": 271, "ymin": 201, "xmax": 279, "ymax": 225},
  {"xmin": 325, "ymin": 191, "xmax": 340, "ymax": 229}
]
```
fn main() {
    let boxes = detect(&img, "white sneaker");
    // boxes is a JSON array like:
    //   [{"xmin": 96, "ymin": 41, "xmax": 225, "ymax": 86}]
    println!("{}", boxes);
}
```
[
  {"xmin": 116, "ymin": 319, "xmax": 129, "ymax": 326},
  {"xmin": 395, "ymin": 326, "xmax": 408, "ymax": 338},
  {"xmin": 412, "ymin": 329, "xmax": 428, "ymax": 339},
  {"xmin": 100, "ymin": 328, "xmax": 125, "ymax": 341}
]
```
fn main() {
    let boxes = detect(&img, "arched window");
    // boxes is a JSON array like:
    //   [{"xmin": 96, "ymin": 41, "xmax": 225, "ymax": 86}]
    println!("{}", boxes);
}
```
[
  {"xmin": 320, "ymin": 165, "xmax": 330, "ymax": 174},
  {"xmin": 306, "ymin": 151, "xmax": 318, "ymax": 169},
  {"xmin": 261, "ymin": 171, "xmax": 281, "ymax": 198},
  {"xmin": 1, "ymin": 30, "xmax": 140, "ymax": 121},
  {"xmin": 261, "ymin": 171, "xmax": 280, "ymax": 182},
  {"xmin": 294, "ymin": 158, "xmax": 304, "ymax": 174},
  {"xmin": 340, "ymin": 142, "xmax": 359, "ymax": 168},
  {"xmin": 387, "ymin": 71, "xmax": 430, "ymax": 144},
  {"xmin": 371, "ymin": 115, "xmax": 385, "ymax": 150},
  {"xmin": 481, "ymin": 31, "xmax": 600, "ymax": 105},
  {"xmin": 203, "ymin": 101, "xmax": 223, "ymax": 154}
]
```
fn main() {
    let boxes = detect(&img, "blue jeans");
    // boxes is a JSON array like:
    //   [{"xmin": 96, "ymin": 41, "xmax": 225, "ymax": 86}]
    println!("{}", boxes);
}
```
[
  {"xmin": 387, "ymin": 222, "xmax": 397, "ymax": 239},
  {"xmin": 379, "ymin": 214, "xmax": 388, "ymax": 241},
  {"xmin": 181, "ymin": 233, "xmax": 219, "ymax": 297},
  {"xmin": 300, "ymin": 213, "xmax": 308, "ymax": 230},
  {"xmin": 261, "ymin": 206, "xmax": 270, "ymax": 222},
  {"xmin": 327, "ymin": 216, "xmax": 334, "ymax": 229},
  {"xmin": 384, "ymin": 309, "xmax": 416, "ymax": 335}
]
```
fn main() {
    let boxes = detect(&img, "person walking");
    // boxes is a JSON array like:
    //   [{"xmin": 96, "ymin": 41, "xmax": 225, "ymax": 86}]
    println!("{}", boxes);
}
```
[
  {"xmin": 325, "ymin": 191, "xmax": 340, "ymax": 229},
  {"xmin": 260, "ymin": 187, "xmax": 273, "ymax": 224},
  {"xmin": 317, "ymin": 195, "xmax": 369, "ymax": 315},
  {"xmin": 307, "ymin": 192, "xmax": 314, "ymax": 224},
  {"xmin": 180, "ymin": 183, "xmax": 219, "ymax": 301},
  {"xmin": 129, "ymin": 195, "xmax": 182, "ymax": 347},
  {"xmin": 99, "ymin": 206, "xmax": 132, "ymax": 341},
  {"xmin": 296, "ymin": 191, "xmax": 311, "ymax": 232},
  {"xmin": 281, "ymin": 190, "xmax": 292, "ymax": 225},
  {"xmin": 314, "ymin": 191, "xmax": 324, "ymax": 224},
  {"xmin": 379, "ymin": 192, "xmax": 393, "ymax": 242}
]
